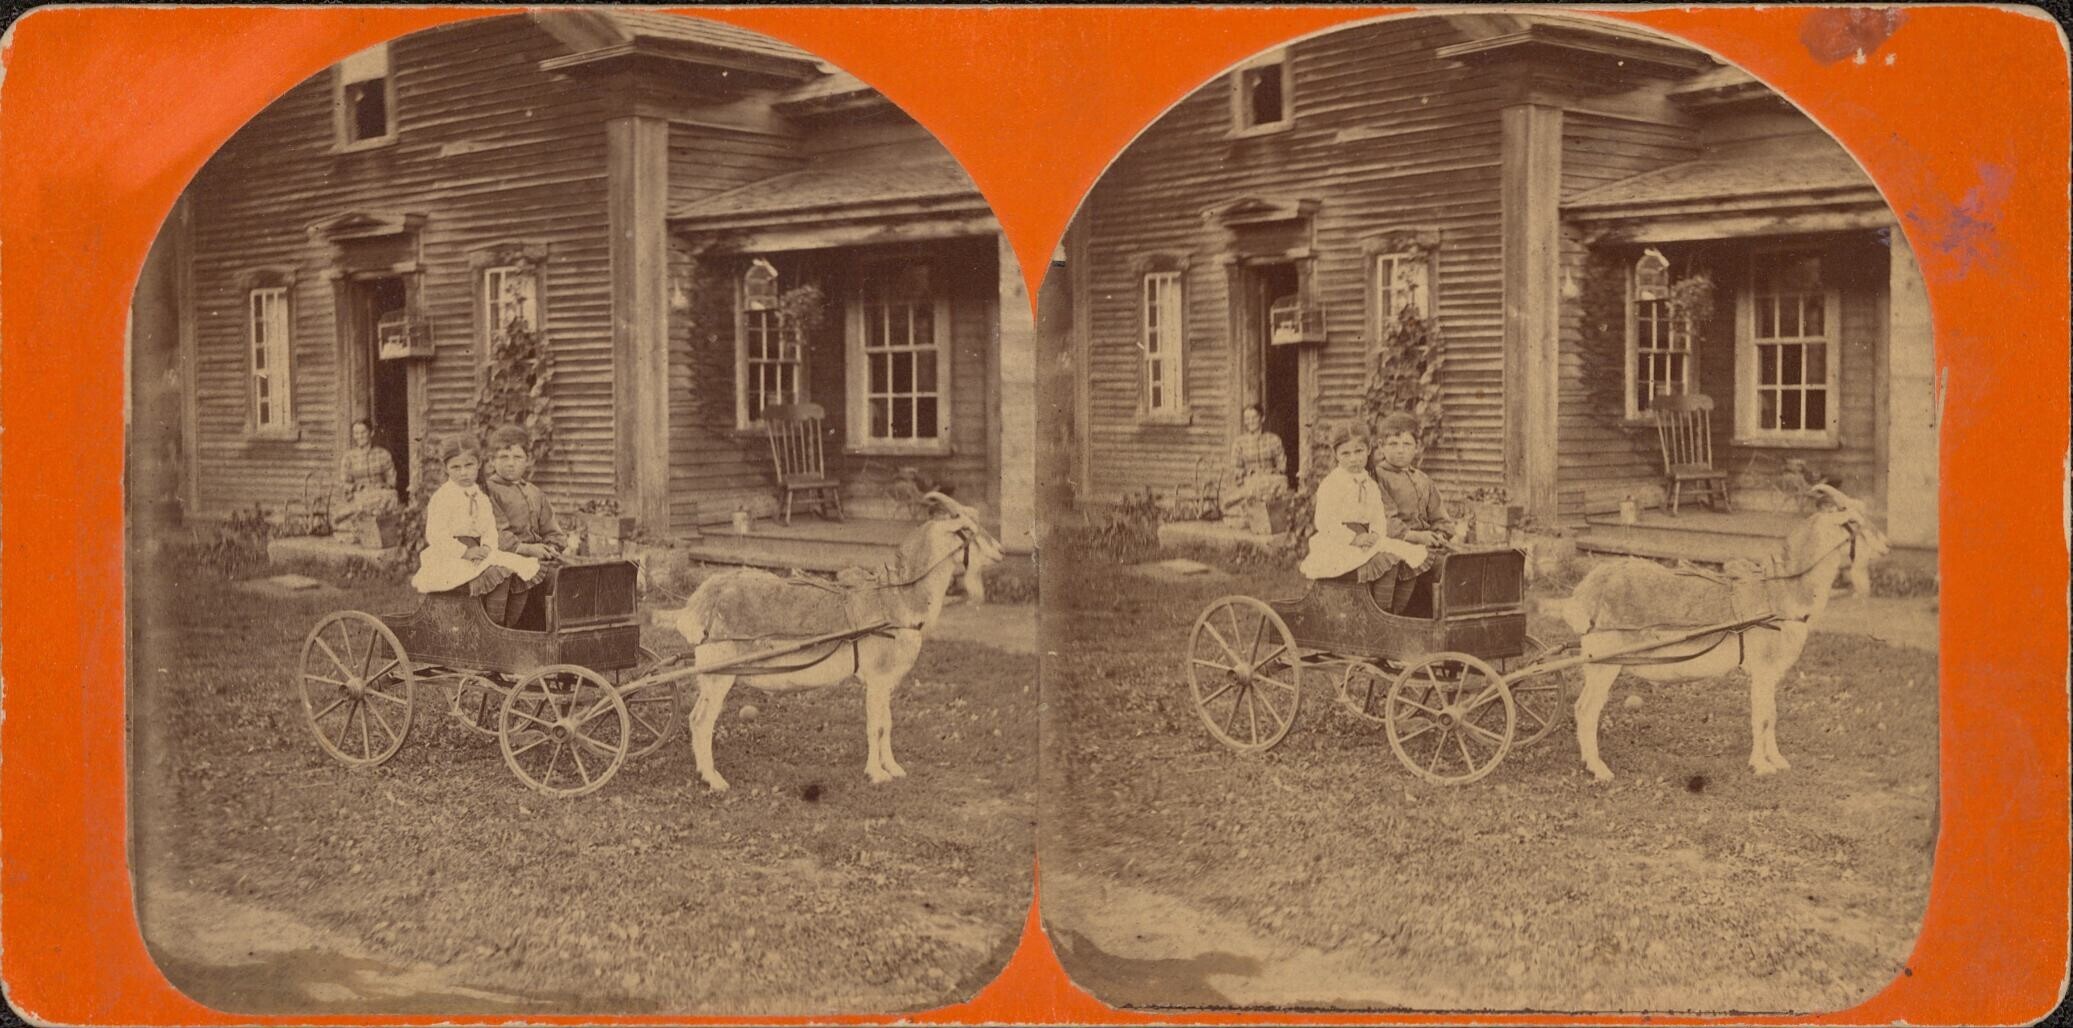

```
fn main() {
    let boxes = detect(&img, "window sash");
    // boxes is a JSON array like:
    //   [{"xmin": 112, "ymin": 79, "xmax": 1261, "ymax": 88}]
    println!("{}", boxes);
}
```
[
  {"xmin": 738, "ymin": 307, "xmax": 804, "ymax": 428},
  {"xmin": 1231, "ymin": 52, "xmax": 1290, "ymax": 132},
  {"xmin": 1142, "ymin": 271, "xmax": 1183, "ymax": 415},
  {"xmin": 1628, "ymin": 296, "xmax": 1694, "ymax": 417},
  {"xmin": 336, "ymin": 44, "xmax": 394, "ymax": 145},
  {"xmin": 848, "ymin": 265, "xmax": 949, "ymax": 450},
  {"xmin": 482, "ymin": 266, "xmax": 539, "ymax": 349},
  {"xmin": 1370, "ymin": 251, "xmax": 1430, "ymax": 345},
  {"xmin": 1737, "ymin": 252, "xmax": 1838, "ymax": 440},
  {"xmin": 249, "ymin": 287, "xmax": 291, "ymax": 430}
]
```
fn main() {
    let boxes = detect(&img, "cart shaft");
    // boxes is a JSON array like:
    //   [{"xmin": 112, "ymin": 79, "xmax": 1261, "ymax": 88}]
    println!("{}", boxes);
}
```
[
  {"xmin": 625, "ymin": 620, "xmax": 897, "ymax": 692},
  {"xmin": 1501, "ymin": 614, "xmax": 1784, "ymax": 682}
]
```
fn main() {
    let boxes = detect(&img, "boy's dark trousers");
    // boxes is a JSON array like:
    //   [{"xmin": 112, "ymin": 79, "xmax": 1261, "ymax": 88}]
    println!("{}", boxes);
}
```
[
  {"xmin": 483, "ymin": 578, "xmax": 534, "ymax": 628},
  {"xmin": 1373, "ymin": 564, "xmax": 1424, "ymax": 614}
]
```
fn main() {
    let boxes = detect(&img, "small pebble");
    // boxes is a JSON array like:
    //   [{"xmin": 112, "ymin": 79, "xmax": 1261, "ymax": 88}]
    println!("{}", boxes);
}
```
[
  {"xmin": 739, "ymin": 704, "xmax": 761, "ymax": 719},
  {"xmin": 1622, "ymin": 695, "xmax": 1643, "ymax": 709}
]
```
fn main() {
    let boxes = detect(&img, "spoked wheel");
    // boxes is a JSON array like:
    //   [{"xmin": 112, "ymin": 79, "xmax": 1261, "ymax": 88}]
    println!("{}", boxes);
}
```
[
  {"xmin": 1335, "ymin": 660, "xmax": 1392, "ymax": 727},
  {"xmin": 498, "ymin": 665, "xmax": 631, "ymax": 798},
  {"xmin": 617, "ymin": 647, "xmax": 685, "ymax": 760},
  {"xmin": 1186, "ymin": 596, "xmax": 1303, "ymax": 752},
  {"xmin": 1384, "ymin": 652, "xmax": 1515, "ymax": 785},
  {"xmin": 1496, "ymin": 635, "xmax": 1564, "ymax": 746},
  {"xmin": 298, "ymin": 611, "xmax": 415, "ymax": 766},
  {"xmin": 445, "ymin": 672, "xmax": 506, "ymax": 739}
]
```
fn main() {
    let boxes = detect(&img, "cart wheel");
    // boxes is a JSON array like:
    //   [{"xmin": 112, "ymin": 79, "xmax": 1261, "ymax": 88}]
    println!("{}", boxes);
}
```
[
  {"xmin": 618, "ymin": 646, "xmax": 684, "ymax": 759},
  {"xmin": 1385, "ymin": 652, "xmax": 1514, "ymax": 784},
  {"xmin": 1497, "ymin": 635, "xmax": 1564, "ymax": 746},
  {"xmin": 1335, "ymin": 660, "xmax": 1392, "ymax": 727},
  {"xmin": 298, "ymin": 611, "xmax": 414, "ymax": 767},
  {"xmin": 1186, "ymin": 596, "xmax": 1303, "ymax": 752},
  {"xmin": 446, "ymin": 673, "xmax": 505, "ymax": 739},
  {"xmin": 499, "ymin": 665, "xmax": 630, "ymax": 798}
]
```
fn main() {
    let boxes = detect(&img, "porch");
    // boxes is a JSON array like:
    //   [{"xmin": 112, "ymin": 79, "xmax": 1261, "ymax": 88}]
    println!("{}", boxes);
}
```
[
  {"xmin": 1572, "ymin": 507, "xmax": 1799, "ymax": 566},
  {"xmin": 676, "ymin": 514, "xmax": 913, "ymax": 573}
]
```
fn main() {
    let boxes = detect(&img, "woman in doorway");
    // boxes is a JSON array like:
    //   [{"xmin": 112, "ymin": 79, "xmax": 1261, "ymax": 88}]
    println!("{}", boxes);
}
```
[
  {"xmin": 331, "ymin": 418, "xmax": 399, "ymax": 537},
  {"xmin": 1220, "ymin": 403, "xmax": 1289, "ymax": 534}
]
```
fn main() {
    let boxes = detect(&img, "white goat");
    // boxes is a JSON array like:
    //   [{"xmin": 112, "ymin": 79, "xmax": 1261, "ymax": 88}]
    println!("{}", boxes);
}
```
[
  {"xmin": 666, "ymin": 493, "xmax": 1003, "ymax": 792},
  {"xmin": 1562, "ymin": 485, "xmax": 1889, "ymax": 781}
]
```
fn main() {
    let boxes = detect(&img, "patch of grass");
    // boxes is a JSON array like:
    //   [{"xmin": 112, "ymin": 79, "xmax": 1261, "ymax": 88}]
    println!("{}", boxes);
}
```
[
  {"xmin": 1039, "ymin": 546, "xmax": 1937, "ymax": 1014},
  {"xmin": 1869, "ymin": 550, "xmax": 1938, "ymax": 599},
  {"xmin": 129, "ymin": 554, "xmax": 1037, "ymax": 1014},
  {"xmin": 979, "ymin": 556, "xmax": 1038, "ymax": 605}
]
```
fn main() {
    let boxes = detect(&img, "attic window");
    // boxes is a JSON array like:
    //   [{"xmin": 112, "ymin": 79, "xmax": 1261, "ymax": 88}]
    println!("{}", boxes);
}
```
[
  {"xmin": 1232, "ymin": 51, "xmax": 1291, "ymax": 135},
  {"xmin": 336, "ymin": 44, "xmax": 395, "ymax": 149}
]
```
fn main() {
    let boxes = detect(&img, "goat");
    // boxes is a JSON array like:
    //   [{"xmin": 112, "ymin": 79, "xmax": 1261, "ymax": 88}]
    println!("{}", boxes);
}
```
[
  {"xmin": 1561, "ymin": 485, "xmax": 1890, "ymax": 782},
  {"xmin": 664, "ymin": 492, "xmax": 1004, "ymax": 792}
]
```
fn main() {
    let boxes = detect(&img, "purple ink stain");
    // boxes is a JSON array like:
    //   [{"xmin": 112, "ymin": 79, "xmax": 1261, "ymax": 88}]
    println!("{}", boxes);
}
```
[
  {"xmin": 1907, "ymin": 163, "xmax": 2015, "ymax": 276},
  {"xmin": 1800, "ymin": 8, "xmax": 1908, "ymax": 64}
]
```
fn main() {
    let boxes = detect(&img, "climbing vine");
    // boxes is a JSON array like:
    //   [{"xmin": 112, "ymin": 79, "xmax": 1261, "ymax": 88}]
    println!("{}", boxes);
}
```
[
  {"xmin": 1577, "ymin": 243, "xmax": 1721, "ymax": 427},
  {"xmin": 1359, "ymin": 302, "xmax": 1446, "ymax": 452},
  {"xmin": 472, "ymin": 277, "xmax": 555, "ymax": 459}
]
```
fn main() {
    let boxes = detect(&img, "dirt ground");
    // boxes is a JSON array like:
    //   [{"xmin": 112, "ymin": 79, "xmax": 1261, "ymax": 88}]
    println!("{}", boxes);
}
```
[
  {"xmin": 128, "ymin": 550, "xmax": 1037, "ymax": 1016},
  {"xmin": 1038, "ymin": 543, "xmax": 1939, "ymax": 1015}
]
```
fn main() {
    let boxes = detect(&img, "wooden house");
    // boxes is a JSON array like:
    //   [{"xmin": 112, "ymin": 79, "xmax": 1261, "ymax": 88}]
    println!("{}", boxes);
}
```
[
  {"xmin": 129, "ymin": 10, "xmax": 1035, "ymax": 556},
  {"xmin": 1057, "ymin": 12, "xmax": 1937, "ymax": 553}
]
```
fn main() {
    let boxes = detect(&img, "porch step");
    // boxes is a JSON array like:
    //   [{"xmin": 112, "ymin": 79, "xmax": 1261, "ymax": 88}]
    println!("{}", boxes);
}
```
[
  {"xmin": 675, "ymin": 516, "xmax": 912, "ymax": 573},
  {"xmin": 1572, "ymin": 524, "xmax": 1782, "ymax": 566}
]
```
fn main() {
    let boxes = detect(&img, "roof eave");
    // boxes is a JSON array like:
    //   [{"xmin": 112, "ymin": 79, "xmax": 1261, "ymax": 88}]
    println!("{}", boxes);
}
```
[
  {"xmin": 1566, "ymin": 186, "xmax": 1888, "ymax": 220},
  {"xmin": 670, "ymin": 192, "xmax": 990, "ymax": 231},
  {"xmin": 1436, "ymin": 22, "xmax": 1714, "ymax": 80},
  {"xmin": 540, "ymin": 38, "xmax": 820, "ymax": 86}
]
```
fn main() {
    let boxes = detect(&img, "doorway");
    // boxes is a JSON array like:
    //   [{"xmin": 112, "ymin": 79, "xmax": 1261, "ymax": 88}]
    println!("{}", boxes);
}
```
[
  {"xmin": 352, "ymin": 276, "xmax": 411, "ymax": 502},
  {"xmin": 1244, "ymin": 262, "xmax": 1303, "ymax": 491}
]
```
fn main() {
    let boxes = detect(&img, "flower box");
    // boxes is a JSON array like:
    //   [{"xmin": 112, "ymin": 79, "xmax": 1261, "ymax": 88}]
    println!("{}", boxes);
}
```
[{"xmin": 577, "ymin": 513, "xmax": 636, "ymax": 556}]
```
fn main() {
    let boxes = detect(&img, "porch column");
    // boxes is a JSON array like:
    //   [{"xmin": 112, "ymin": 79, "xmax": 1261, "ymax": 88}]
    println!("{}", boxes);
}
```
[
  {"xmin": 607, "ymin": 115, "xmax": 673, "ymax": 534},
  {"xmin": 995, "ymin": 232, "xmax": 1038, "ymax": 554},
  {"xmin": 1884, "ymin": 228, "xmax": 1939, "ymax": 549},
  {"xmin": 1500, "ymin": 104, "xmax": 1564, "ymax": 517}
]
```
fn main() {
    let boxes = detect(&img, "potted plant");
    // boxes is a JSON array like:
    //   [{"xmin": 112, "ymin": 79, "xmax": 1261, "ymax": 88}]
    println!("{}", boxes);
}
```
[
  {"xmin": 573, "ymin": 499, "xmax": 633, "ymax": 556},
  {"xmin": 1461, "ymin": 487, "xmax": 1518, "ymax": 545}
]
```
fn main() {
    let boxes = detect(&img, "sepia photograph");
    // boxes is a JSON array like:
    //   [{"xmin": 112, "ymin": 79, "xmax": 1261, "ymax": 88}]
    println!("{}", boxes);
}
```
[
  {"xmin": 123, "ymin": 9, "xmax": 1038, "ymax": 1015},
  {"xmin": 1037, "ymin": 10, "xmax": 1940, "ymax": 1013}
]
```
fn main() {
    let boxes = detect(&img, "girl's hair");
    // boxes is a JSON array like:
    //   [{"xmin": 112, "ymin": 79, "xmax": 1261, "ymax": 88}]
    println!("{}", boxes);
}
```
[
  {"xmin": 1376, "ymin": 412, "xmax": 1420, "ymax": 441},
  {"xmin": 1324, "ymin": 420, "xmax": 1372, "ymax": 450},
  {"xmin": 436, "ymin": 434, "xmax": 483, "ymax": 464}
]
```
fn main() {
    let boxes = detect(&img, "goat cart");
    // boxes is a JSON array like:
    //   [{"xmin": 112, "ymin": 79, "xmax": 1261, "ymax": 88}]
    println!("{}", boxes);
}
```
[
  {"xmin": 1185, "ymin": 546, "xmax": 1786, "ymax": 784},
  {"xmin": 294, "ymin": 558, "xmax": 895, "ymax": 798}
]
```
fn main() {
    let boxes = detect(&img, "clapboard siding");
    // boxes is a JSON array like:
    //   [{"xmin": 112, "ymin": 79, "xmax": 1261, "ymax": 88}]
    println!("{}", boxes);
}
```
[
  {"xmin": 1553, "ymin": 111, "xmax": 1703, "ymax": 514},
  {"xmin": 663, "ymin": 121, "xmax": 807, "ymax": 533},
  {"xmin": 186, "ymin": 15, "xmax": 616, "ymax": 517},
  {"xmin": 1074, "ymin": 19, "xmax": 1512, "ymax": 506}
]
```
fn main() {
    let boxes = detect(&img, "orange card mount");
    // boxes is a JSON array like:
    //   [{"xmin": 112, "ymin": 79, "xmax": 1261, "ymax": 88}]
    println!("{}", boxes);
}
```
[{"xmin": 2, "ymin": 5, "xmax": 2068, "ymax": 1026}]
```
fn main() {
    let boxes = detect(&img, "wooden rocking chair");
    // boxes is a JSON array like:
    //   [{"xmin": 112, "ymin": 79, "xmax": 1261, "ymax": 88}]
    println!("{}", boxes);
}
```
[
  {"xmin": 763, "ymin": 402, "xmax": 844, "ymax": 526},
  {"xmin": 1653, "ymin": 393, "xmax": 1731, "ymax": 515}
]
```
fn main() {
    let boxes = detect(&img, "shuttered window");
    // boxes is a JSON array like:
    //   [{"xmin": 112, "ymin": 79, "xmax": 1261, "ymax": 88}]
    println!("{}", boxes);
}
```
[
  {"xmin": 1141, "ymin": 271, "xmax": 1185, "ymax": 416},
  {"xmin": 248, "ymin": 287, "xmax": 292, "ymax": 432},
  {"xmin": 1737, "ymin": 251, "xmax": 1839, "ymax": 444},
  {"xmin": 847, "ymin": 263, "xmax": 950, "ymax": 453}
]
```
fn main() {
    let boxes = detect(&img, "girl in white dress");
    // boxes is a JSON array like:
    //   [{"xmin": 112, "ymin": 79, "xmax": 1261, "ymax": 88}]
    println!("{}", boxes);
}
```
[
  {"xmin": 1298, "ymin": 422, "xmax": 1430, "ymax": 583},
  {"xmin": 411, "ymin": 435, "xmax": 541, "ymax": 603}
]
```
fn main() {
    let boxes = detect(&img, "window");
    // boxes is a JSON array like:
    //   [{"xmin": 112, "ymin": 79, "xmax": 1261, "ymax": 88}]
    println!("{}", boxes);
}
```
[
  {"xmin": 847, "ymin": 263, "xmax": 949, "ymax": 452},
  {"xmin": 737, "ymin": 260, "xmax": 804, "ymax": 429},
  {"xmin": 480, "ymin": 264, "xmax": 539, "ymax": 356},
  {"xmin": 1627, "ymin": 250, "xmax": 1693, "ymax": 418},
  {"xmin": 1371, "ymin": 250, "xmax": 1432, "ymax": 341},
  {"xmin": 1737, "ymin": 250, "xmax": 1839, "ymax": 443},
  {"xmin": 248, "ymin": 287, "xmax": 293, "ymax": 432},
  {"xmin": 1231, "ymin": 50, "xmax": 1291, "ymax": 135},
  {"xmin": 335, "ymin": 44, "xmax": 395, "ymax": 149},
  {"xmin": 1141, "ymin": 270, "xmax": 1185, "ymax": 416}
]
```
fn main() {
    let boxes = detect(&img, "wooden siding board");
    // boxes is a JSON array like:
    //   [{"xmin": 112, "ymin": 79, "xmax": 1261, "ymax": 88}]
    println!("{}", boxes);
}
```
[{"xmin": 184, "ymin": 16, "xmax": 619, "ymax": 518}]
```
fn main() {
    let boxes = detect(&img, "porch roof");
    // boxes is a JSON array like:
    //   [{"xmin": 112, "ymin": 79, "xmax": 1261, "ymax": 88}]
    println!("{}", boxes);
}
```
[
  {"xmin": 1564, "ymin": 146, "xmax": 1891, "ymax": 242},
  {"xmin": 669, "ymin": 156, "xmax": 995, "ymax": 252}
]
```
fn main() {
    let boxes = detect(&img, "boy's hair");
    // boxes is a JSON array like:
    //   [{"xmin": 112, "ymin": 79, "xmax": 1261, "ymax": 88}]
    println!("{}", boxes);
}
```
[
  {"xmin": 487, "ymin": 424, "xmax": 531, "ymax": 453},
  {"xmin": 1376, "ymin": 412, "xmax": 1420, "ymax": 442},
  {"xmin": 436, "ymin": 434, "xmax": 482, "ymax": 463}
]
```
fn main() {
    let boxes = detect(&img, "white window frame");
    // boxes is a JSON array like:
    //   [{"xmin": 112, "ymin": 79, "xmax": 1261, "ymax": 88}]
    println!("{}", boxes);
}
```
[
  {"xmin": 1141, "ymin": 270, "xmax": 1186, "ymax": 419},
  {"xmin": 479, "ymin": 264, "xmax": 540, "ymax": 360},
  {"xmin": 845, "ymin": 263, "xmax": 951, "ymax": 455},
  {"xmin": 1625, "ymin": 274, "xmax": 1696, "ymax": 421},
  {"xmin": 334, "ymin": 43, "xmax": 397, "ymax": 151},
  {"xmin": 1230, "ymin": 49, "xmax": 1292, "ymax": 137},
  {"xmin": 248, "ymin": 286, "xmax": 294, "ymax": 434},
  {"xmin": 1735, "ymin": 248, "xmax": 1841, "ymax": 446},
  {"xmin": 1369, "ymin": 249, "xmax": 1433, "ymax": 353},
  {"xmin": 736, "ymin": 304, "xmax": 806, "ymax": 430}
]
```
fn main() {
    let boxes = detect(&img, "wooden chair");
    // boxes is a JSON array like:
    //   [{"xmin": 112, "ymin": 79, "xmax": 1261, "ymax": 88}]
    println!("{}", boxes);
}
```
[
  {"xmin": 1653, "ymin": 393, "xmax": 1731, "ymax": 515},
  {"xmin": 763, "ymin": 402, "xmax": 844, "ymax": 525}
]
